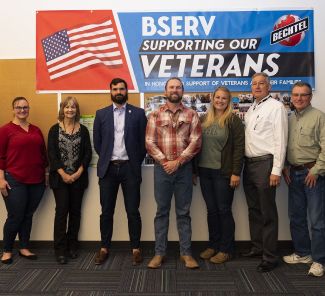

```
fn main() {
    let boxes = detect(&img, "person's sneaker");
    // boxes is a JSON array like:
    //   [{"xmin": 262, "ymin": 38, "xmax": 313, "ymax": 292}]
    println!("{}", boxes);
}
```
[
  {"xmin": 210, "ymin": 252, "xmax": 232, "ymax": 264},
  {"xmin": 308, "ymin": 262, "xmax": 324, "ymax": 277},
  {"xmin": 199, "ymin": 248, "xmax": 216, "ymax": 260},
  {"xmin": 283, "ymin": 253, "xmax": 312, "ymax": 264}
]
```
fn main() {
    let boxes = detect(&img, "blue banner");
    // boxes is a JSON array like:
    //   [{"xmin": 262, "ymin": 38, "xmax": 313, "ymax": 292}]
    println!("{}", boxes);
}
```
[{"xmin": 118, "ymin": 10, "xmax": 314, "ymax": 92}]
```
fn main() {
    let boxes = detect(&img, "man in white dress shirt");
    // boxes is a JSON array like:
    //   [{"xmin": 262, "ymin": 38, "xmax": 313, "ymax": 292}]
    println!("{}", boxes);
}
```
[{"xmin": 242, "ymin": 72, "xmax": 288, "ymax": 272}]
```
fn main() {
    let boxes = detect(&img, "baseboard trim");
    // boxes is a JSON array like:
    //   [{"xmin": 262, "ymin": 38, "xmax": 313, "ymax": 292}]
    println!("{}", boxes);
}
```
[{"xmin": 1, "ymin": 240, "xmax": 293, "ymax": 251}]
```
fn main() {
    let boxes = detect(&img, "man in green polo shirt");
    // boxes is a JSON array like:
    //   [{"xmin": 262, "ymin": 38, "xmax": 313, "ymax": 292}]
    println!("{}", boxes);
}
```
[{"xmin": 282, "ymin": 81, "xmax": 325, "ymax": 277}]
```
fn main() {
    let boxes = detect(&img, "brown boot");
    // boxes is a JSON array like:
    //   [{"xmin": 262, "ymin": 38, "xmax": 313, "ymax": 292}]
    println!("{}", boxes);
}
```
[
  {"xmin": 147, "ymin": 255, "xmax": 165, "ymax": 269},
  {"xmin": 199, "ymin": 248, "xmax": 216, "ymax": 260},
  {"xmin": 180, "ymin": 255, "xmax": 199, "ymax": 269},
  {"xmin": 210, "ymin": 252, "xmax": 232, "ymax": 264},
  {"xmin": 94, "ymin": 249, "xmax": 109, "ymax": 265},
  {"xmin": 132, "ymin": 249, "xmax": 143, "ymax": 266}
]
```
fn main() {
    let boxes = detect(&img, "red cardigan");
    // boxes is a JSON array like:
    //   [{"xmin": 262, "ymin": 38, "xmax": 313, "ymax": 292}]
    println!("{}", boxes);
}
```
[{"xmin": 0, "ymin": 122, "xmax": 48, "ymax": 184}]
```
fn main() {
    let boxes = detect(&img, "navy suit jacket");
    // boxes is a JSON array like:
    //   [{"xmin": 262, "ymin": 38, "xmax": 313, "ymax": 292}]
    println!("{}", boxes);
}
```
[{"xmin": 93, "ymin": 103, "xmax": 147, "ymax": 178}]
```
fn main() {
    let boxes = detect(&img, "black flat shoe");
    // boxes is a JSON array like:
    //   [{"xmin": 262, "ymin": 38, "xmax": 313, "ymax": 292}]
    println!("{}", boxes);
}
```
[
  {"xmin": 1, "ymin": 257, "xmax": 13, "ymax": 265},
  {"xmin": 241, "ymin": 250, "xmax": 263, "ymax": 258},
  {"xmin": 69, "ymin": 251, "xmax": 78, "ymax": 259},
  {"xmin": 56, "ymin": 255, "xmax": 67, "ymax": 264},
  {"xmin": 257, "ymin": 260, "xmax": 278, "ymax": 272},
  {"xmin": 19, "ymin": 252, "xmax": 38, "ymax": 260}
]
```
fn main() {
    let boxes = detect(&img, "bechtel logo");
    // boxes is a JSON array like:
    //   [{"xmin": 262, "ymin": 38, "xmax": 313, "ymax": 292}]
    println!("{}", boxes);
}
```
[{"xmin": 271, "ymin": 15, "xmax": 309, "ymax": 46}]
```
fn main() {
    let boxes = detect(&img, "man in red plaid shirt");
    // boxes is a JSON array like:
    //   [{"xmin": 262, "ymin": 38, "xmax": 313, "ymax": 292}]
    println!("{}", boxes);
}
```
[{"xmin": 146, "ymin": 77, "xmax": 202, "ymax": 269}]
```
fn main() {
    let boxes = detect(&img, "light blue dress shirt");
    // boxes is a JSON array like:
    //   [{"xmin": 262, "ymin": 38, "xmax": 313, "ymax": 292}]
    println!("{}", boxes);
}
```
[{"xmin": 111, "ymin": 103, "xmax": 129, "ymax": 160}]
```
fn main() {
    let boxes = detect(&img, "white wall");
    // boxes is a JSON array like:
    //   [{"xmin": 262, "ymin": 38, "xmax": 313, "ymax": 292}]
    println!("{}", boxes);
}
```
[{"xmin": 1, "ymin": 0, "xmax": 324, "ymax": 242}]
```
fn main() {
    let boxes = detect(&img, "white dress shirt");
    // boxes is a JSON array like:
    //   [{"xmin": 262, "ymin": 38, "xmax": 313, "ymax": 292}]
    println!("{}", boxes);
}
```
[{"xmin": 245, "ymin": 95, "xmax": 288, "ymax": 176}]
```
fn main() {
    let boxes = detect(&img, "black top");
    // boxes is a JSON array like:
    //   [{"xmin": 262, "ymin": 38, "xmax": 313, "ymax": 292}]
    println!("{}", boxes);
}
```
[
  {"xmin": 58, "ymin": 126, "xmax": 81, "ymax": 174},
  {"xmin": 48, "ymin": 123, "xmax": 92, "ymax": 189}
]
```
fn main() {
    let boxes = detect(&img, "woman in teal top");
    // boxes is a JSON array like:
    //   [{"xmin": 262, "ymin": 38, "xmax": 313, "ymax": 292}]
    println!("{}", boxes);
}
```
[{"xmin": 196, "ymin": 86, "xmax": 245, "ymax": 264}]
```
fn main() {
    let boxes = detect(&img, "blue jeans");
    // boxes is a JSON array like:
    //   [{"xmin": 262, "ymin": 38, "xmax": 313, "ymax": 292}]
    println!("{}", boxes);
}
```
[
  {"xmin": 99, "ymin": 162, "xmax": 142, "ymax": 249},
  {"xmin": 2, "ymin": 172, "xmax": 45, "ymax": 252},
  {"xmin": 288, "ymin": 168, "xmax": 325, "ymax": 264},
  {"xmin": 154, "ymin": 162, "xmax": 193, "ymax": 256},
  {"xmin": 199, "ymin": 167, "xmax": 235, "ymax": 253}
]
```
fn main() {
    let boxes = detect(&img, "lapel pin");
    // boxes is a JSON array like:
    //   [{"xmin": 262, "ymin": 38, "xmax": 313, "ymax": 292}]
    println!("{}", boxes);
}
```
[{"xmin": 129, "ymin": 110, "xmax": 132, "ymax": 113}]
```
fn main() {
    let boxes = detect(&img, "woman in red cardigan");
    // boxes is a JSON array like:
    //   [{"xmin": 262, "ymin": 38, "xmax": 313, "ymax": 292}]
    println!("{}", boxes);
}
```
[{"xmin": 0, "ymin": 97, "xmax": 48, "ymax": 264}]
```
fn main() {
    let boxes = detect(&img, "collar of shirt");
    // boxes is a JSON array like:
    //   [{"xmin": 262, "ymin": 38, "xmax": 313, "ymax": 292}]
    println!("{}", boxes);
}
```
[
  {"xmin": 161, "ymin": 102, "xmax": 185, "ymax": 113},
  {"xmin": 294, "ymin": 104, "xmax": 312, "ymax": 118},
  {"xmin": 252, "ymin": 94, "xmax": 272, "ymax": 111},
  {"xmin": 113, "ymin": 102, "xmax": 127, "ymax": 112}
]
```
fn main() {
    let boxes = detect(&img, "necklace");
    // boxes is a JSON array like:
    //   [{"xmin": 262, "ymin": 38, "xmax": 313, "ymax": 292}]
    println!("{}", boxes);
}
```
[
  {"xmin": 169, "ymin": 110, "xmax": 180, "ymax": 128},
  {"xmin": 63, "ymin": 121, "xmax": 75, "ymax": 135}
]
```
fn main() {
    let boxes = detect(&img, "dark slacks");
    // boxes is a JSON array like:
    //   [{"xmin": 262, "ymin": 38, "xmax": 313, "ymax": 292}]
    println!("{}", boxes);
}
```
[
  {"xmin": 2, "ymin": 172, "xmax": 45, "ymax": 252},
  {"xmin": 199, "ymin": 167, "xmax": 235, "ymax": 254},
  {"xmin": 53, "ymin": 184, "xmax": 85, "ymax": 255},
  {"xmin": 99, "ymin": 162, "xmax": 142, "ymax": 249},
  {"xmin": 243, "ymin": 157, "xmax": 278, "ymax": 263}
]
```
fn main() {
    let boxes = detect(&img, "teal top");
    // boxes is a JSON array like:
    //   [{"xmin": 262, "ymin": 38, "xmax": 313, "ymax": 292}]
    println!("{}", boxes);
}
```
[{"xmin": 198, "ymin": 123, "xmax": 228, "ymax": 169}]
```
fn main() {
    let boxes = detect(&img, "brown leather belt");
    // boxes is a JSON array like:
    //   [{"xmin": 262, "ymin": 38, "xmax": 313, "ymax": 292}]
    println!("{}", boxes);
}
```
[
  {"xmin": 110, "ymin": 160, "xmax": 129, "ymax": 166},
  {"xmin": 245, "ymin": 154, "xmax": 273, "ymax": 163},
  {"xmin": 290, "ymin": 161, "xmax": 316, "ymax": 171}
]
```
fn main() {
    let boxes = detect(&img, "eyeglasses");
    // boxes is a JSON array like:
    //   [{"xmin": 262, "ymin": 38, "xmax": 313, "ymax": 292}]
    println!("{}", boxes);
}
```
[
  {"xmin": 14, "ymin": 106, "xmax": 30, "ymax": 111},
  {"xmin": 291, "ymin": 93, "xmax": 311, "ymax": 98}
]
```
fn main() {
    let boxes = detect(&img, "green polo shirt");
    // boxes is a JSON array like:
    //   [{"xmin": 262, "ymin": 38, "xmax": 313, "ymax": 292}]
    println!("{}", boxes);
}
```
[{"xmin": 287, "ymin": 105, "xmax": 325, "ymax": 176}]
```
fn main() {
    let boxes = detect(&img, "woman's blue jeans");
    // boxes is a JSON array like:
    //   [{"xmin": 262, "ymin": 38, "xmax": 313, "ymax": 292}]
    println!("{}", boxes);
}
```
[
  {"xmin": 199, "ymin": 167, "xmax": 235, "ymax": 253},
  {"xmin": 2, "ymin": 172, "xmax": 45, "ymax": 252}
]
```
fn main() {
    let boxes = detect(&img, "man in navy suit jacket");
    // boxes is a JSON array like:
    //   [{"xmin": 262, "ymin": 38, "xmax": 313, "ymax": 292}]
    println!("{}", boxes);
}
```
[{"xmin": 93, "ymin": 78, "xmax": 147, "ymax": 265}]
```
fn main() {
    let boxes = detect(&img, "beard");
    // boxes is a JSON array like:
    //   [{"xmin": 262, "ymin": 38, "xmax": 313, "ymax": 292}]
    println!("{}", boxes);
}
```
[
  {"xmin": 111, "ymin": 93, "xmax": 128, "ymax": 105},
  {"xmin": 166, "ymin": 92, "xmax": 182, "ymax": 104}
]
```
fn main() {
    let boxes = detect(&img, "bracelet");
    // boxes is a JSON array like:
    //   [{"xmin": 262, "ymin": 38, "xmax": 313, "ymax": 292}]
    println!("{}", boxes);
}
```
[{"xmin": 45, "ymin": 173, "xmax": 49, "ymax": 176}]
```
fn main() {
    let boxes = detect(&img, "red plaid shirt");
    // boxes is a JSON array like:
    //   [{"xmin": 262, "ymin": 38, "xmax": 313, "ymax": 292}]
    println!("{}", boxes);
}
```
[{"xmin": 146, "ymin": 103, "xmax": 202, "ymax": 165}]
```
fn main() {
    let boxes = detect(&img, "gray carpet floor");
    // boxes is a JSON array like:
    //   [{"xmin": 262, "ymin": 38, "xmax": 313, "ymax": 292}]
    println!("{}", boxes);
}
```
[{"xmin": 0, "ymin": 242, "xmax": 324, "ymax": 295}]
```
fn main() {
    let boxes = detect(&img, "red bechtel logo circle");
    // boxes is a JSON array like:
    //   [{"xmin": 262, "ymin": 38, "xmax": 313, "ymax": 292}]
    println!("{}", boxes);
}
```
[{"xmin": 273, "ymin": 15, "xmax": 305, "ymax": 46}]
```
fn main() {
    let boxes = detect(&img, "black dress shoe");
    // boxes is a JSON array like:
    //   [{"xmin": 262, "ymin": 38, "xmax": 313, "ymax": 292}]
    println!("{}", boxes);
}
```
[
  {"xmin": 19, "ymin": 252, "xmax": 38, "ymax": 260},
  {"xmin": 242, "ymin": 250, "xmax": 263, "ymax": 258},
  {"xmin": 1, "ymin": 257, "xmax": 13, "ymax": 264},
  {"xmin": 257, "ymin": 260, "xmax": 278, "ymax": 272},
  {"xmin": 56, "ymin": 255, "xmax": 67, "ymax": 264},
  {"xmin": 69, "ymin": 251, "xmax": 78, "ymax": 259}
]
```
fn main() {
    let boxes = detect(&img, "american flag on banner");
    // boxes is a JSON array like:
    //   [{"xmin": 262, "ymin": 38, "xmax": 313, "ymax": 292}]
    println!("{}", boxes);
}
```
[{"xmin": 42, "ymin": 19, "xmax": 123, "ymax": 80}]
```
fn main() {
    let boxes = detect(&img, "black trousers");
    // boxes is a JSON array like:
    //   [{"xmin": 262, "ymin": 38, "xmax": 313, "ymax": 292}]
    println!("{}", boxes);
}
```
[
  {"xmin": 99, "ymin": 162, "xmax": 142, "ymax": 249},
  {"xmin": 53, "ymin": 184, "xmax": 85, "ymax": 255},
  {"xmin": 243, "ymin": 157, "xmax": 278, "ymax": 263}
]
